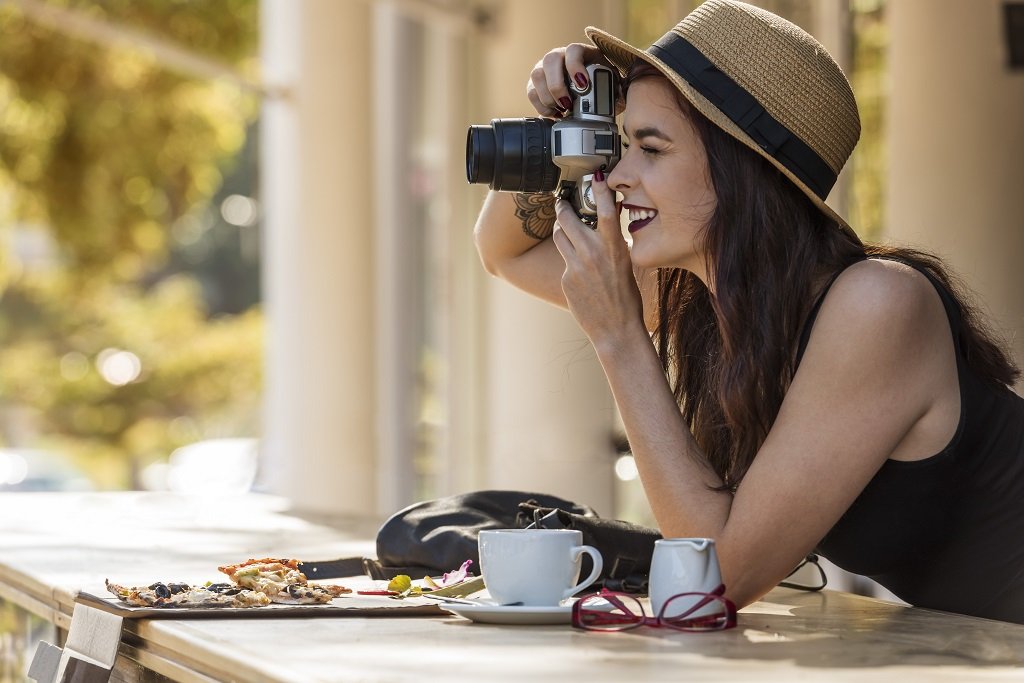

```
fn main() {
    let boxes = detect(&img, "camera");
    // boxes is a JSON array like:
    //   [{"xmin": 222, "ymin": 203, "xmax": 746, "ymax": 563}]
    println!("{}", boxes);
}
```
[{"xmin": 466, "ymin": 63, "xmax": 620, "ymax": 224}]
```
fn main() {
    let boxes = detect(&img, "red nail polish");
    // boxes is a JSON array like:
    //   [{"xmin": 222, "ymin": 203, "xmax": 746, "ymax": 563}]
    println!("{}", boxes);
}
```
[
  {"xmin": 559, "ymin": 96, "xmax": 572, "ymax": 111},
  {"xmin": 595, "ymin": 167, "xmax": 605, "ymax": 182},
  {"xmin": 574, "ymin": 72, "xmax": 589, "ymax": 89}
]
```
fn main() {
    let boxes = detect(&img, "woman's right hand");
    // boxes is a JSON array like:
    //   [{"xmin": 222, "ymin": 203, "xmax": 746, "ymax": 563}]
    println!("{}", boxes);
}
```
[
  {"xmin": 472, "ymin": 44, "xmax": 615, "ymax": 311},
  {"xmin": 526, "ymin": 43, "xmax": 606, "ymax": 117}
]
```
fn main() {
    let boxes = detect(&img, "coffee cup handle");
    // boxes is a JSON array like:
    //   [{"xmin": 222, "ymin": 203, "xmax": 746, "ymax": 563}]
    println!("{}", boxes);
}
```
[{"xmin": 562, "ymin": 545, "xmax": 604, "ymax": 601}]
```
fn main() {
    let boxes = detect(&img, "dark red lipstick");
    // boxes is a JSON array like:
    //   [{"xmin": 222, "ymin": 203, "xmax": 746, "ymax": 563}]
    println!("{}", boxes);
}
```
[{"xmin": 623, "ymin": 203, "xmax": 657, "ymax": 234}]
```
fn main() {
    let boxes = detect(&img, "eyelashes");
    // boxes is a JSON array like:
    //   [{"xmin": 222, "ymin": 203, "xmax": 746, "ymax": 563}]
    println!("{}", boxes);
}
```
[{"xmin": 622, "ymin": 141, "xmax": 662, "ymax": 156}]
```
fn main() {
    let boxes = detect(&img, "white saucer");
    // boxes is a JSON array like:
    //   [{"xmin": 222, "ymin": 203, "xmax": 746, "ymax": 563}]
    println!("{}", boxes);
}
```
[{"xmin": 439, "ymin": 601, "xmax": 572, "ymax": 625}]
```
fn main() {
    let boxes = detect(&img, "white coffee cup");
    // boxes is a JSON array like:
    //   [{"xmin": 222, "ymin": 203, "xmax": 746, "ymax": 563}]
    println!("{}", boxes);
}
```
[
  {"xmin": 649, "ymin": 538, "xmax": 723, "ymax": 618},
  {"xmin": 477, "ymin": 529, "xmax": 603, "ymax": 606}
]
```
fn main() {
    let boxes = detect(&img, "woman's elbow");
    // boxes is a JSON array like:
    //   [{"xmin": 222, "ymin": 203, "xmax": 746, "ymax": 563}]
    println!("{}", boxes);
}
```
[{"xmin": 473, "ymin": 224, "xmax": 504, "ymax": 278}]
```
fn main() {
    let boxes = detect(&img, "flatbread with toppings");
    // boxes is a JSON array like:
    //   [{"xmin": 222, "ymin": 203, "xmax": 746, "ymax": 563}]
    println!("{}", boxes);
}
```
[
  {"xmin": 271, "ymin": 583, "xmax": 337, "ymax": 604},
  {"xmin": 217, "ymin": 557, "xmax": 352, "ymax": 604},
  {"xmin": 217, "ymin": 558, "xmax": 307, "ymax": 597},
  {"xmin": 105, "ymin": 579, "xmax": 270, "ymax": 608},
  {"xmin": 106, "ymin": 557, "xmax": 352, "ymax": 610}
]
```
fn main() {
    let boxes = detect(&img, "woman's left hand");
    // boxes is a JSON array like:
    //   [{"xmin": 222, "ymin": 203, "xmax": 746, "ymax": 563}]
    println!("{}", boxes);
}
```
[{"xmin": 551, "ymin": 172, "xmax": 645, "ymax": 351}]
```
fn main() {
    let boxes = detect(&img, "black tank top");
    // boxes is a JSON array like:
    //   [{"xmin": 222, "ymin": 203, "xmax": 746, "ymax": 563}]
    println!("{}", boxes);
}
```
[{"xmin": 795, "ymin": 259, "xmax": 1024, "ymax": 623}]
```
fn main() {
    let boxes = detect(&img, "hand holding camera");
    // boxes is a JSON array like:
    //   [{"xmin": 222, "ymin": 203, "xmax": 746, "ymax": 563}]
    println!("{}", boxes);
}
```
[{"xmin": 466, "ymin": 62, "xmax": 621, "ymax": 224}]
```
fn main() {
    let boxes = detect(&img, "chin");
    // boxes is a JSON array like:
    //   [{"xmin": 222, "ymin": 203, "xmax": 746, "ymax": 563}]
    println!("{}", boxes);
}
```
[
  {"xmin": 630, "ymin": 243, "xmax": 694, "ymax": 271},
  {"xmin": 627, "ymin": 246, "xmax": 659, "ymax": 270}
]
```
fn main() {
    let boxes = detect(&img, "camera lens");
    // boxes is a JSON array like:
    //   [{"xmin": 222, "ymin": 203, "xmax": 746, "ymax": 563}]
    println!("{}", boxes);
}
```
[
  {"xmin": 466, "ymin": 118, "xmax": 559, "ymax": 193},
  {"xmin": 466, "ymin": 125, "xmax": 496, "ymax": 186}
]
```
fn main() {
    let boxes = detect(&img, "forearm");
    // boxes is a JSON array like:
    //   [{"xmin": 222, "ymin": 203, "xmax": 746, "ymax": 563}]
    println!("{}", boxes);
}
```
[
  {"xmin": 595, "ymin": 332, "xmax": 784, "ymax": 603},
  {"xmin": 598, "ymin": 330, "xmax": 812, "ymax": 606},
  {"xmin": 593, "ymin": 327, "xmax": 731, "ymax": 537},
  {"xmin": 473, "ymin": 191, "xmax": 555, "ymax": 276}
]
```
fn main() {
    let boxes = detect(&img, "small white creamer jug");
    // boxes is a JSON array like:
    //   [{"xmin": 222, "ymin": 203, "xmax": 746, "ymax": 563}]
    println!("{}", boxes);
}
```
[{"xmin": 649, "ymin": 538, "xmax": 723, "ymax": 618}]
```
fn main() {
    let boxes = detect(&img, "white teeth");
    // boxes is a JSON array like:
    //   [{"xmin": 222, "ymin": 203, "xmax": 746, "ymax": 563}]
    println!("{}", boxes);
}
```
[{"xmin": 628, "ymin": 208, "xmax": 657, "ymax": 221}]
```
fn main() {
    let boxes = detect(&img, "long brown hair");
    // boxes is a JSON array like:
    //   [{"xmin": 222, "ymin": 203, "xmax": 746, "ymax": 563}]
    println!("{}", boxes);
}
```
[{"xmin": 623, "ymin": 61, "xmax": 1019, "ymax": 490}]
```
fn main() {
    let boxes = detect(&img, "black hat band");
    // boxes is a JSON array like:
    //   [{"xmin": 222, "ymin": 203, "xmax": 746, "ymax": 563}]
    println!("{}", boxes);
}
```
[{"xmin": 648, "ymin": 32, "xmax": 837, "ymax": 200}]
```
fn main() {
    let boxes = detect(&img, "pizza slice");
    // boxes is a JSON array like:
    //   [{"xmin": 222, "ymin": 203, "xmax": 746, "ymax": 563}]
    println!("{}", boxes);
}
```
[
  {"xmin": 217, "ymin": 558, "xmax": 307, "ymax": 597},
  {"xmin": 105, "ymin": 579, "xmax": 270, "ymax": 608},
  {"xmin": 217, "ymin": 557, "xmax": 352, "ymax": 603},
  {"xmin": 271, "ymin": 583, "xmax": 337, "ymax": 604}
]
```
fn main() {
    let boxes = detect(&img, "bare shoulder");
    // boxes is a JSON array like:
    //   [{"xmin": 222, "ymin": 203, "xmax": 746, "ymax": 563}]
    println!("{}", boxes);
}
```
[
  {"xmin": 831, "ymin": 258, "xmax": 938, "ymax": 306},
  {"xmin": 784, "ymin": 258, "xmax": 960, "ymax": 469},
  {"xmin": 798, "ymin": 257, "xmax": 956, "ymax": 400},
  {"xmin": 815, "ymin": 258, "xmax": 948, "ymax": 341}
]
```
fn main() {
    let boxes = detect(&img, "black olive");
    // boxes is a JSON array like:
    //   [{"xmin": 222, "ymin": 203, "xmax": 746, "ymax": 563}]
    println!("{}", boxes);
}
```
[
  {"xmin": 207, "ymin": 583, "xmax": 232, "ymax": 593},
  {"xmin": 153, "ymin": 583, "xmax": 171, "ymax": 599},
  {"xmin": 288, "ymin": 584, "xmax": 301, "ymax": 597},
  {"xmin": 168, "ymin": 583, "xmax": 188, "ymax": 594}
]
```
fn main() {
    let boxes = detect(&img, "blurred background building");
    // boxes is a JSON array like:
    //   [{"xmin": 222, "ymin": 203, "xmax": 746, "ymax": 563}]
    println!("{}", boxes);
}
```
[{"xmin": 0, "ymin": 0, "xmax": 1022, "ymax": 578}]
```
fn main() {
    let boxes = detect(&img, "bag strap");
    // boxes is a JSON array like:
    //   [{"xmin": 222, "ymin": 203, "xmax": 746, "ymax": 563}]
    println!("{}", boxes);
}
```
[
  {"xmin": 299, "ymin": 557, "xmax": 373, "ymax": 580},
  {"xmin": 300, "ymin": 556, "xmax": 462, "ymax": 581}
]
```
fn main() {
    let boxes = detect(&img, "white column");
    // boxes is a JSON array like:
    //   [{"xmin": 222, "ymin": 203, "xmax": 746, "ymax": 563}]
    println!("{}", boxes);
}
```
[
  {"xmin": 259, "ymin": 0, "xmax": 376, "ymax": 517},
  {"xmin": 886, "ymin": 0, "xmax": 1024, "ymax": 378},
  {"xmin": 372, "ymin": 3, "xmax": 417, "ymax": 517},
  {"xmin": 478, "ymin": 1, "xmax": 618, "ymax": 514}
]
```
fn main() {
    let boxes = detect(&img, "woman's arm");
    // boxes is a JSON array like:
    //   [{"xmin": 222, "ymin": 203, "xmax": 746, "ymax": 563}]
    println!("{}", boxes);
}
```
[
  {"xmin": 472, "ymin": 43, "xmax": 610, "ymax": 309},
  {"xmin": 555, "ymin": 178, "xmax": 958, "ymax": 609},
  {"xmin": 473, "ymin": 191, "xmax": 568, "ymax": 308},
  {"xmin": 473, "ymin": 190, "xmax": 658, "ymax": 320}
]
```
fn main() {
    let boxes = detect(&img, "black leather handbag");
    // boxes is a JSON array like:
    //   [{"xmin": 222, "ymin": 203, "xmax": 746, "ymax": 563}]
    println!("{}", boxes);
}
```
[{"xmin": 300, "ymin": 489, "xmax": 661, "ymax": 593}]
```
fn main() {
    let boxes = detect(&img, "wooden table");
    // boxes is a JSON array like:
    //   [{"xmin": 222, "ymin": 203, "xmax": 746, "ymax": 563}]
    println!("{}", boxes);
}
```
[{"xmin": 2, "ymin": 492, "xmax": 1023, "ymax": 682}]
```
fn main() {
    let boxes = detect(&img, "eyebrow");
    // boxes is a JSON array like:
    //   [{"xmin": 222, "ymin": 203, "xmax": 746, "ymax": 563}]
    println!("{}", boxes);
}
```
[{"xmin": 627, "ymin": 126, "xmax": 673, "ymax": 142}]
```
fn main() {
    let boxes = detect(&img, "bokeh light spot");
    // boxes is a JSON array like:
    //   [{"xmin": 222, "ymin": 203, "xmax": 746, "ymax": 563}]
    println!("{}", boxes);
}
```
[
  {"xmin": 96, "ymin": 348, "xmax": 142, "ymax": 386},
  {"xmin": 614, "ymin": 454, "xmax": 639, "ymax": 482}
]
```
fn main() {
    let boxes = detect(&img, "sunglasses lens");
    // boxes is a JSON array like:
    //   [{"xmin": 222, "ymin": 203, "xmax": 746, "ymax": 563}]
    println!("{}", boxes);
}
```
[
  {"xmin": 574, "ymin": 593, "xmax": 645, "ymax": 631},
  {"xmin": 660, "ymin": 594, "xmax": 733, "ymax": 631}
]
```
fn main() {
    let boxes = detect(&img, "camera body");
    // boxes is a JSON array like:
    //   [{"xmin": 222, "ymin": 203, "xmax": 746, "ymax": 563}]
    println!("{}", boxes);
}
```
[{"xmin": 466, "ymin": 63, "xmax": 620, "ymax": 223}]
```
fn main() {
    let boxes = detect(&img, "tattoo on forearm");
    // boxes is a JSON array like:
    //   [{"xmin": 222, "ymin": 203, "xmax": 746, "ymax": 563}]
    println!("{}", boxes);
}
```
[{"xmin": 513, "ymin": 193, "xmax": 556, "ymax": 240}]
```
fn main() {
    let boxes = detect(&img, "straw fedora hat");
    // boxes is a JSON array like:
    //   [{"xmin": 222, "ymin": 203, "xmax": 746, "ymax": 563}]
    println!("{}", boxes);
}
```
[{"xmin": 586, "ymin": 0, "xmax": 860, "ymax": 239}]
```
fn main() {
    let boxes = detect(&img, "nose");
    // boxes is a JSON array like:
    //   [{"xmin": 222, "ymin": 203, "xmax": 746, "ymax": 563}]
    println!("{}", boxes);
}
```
[{"xmin": 607, "ymin": 152, "xmax": 633, "ymax": 192}]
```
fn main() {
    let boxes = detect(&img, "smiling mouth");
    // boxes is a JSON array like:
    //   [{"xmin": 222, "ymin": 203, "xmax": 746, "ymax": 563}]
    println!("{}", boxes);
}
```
[{"xmin": 626, "ymin": 207, "xmax": 658, "ymax": 234}]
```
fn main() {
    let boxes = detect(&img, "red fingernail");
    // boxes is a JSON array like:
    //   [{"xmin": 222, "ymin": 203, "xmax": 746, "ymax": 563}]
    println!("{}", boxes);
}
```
[
  {"xmin": 574, "ymin": 72, "xmax": 589, "ymax": 89},
  {"xmin": 595, "ymin": 167, "xmax": 605, "ymax": 182},
  {"xmin": 559, "ymin": 96, "xmax": 572, "ymax": 111}
]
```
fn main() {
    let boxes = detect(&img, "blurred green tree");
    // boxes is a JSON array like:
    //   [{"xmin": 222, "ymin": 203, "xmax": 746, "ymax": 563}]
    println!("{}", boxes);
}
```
[{"xmin": 0, "ymin": 0, "xmax": 261, "ymax": 488}]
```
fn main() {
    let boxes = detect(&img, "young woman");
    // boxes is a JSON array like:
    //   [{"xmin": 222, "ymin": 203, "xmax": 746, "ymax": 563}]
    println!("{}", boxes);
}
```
[{"xmin": 473, "ymin": 0, "xmax": 1024, "ymax": 623}]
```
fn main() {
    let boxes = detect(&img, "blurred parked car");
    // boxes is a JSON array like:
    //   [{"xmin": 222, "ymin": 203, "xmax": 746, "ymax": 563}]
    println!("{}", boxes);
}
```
[{"xmin": 0, "ymin": 449, "xmax": 94, "ymax": 492}]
